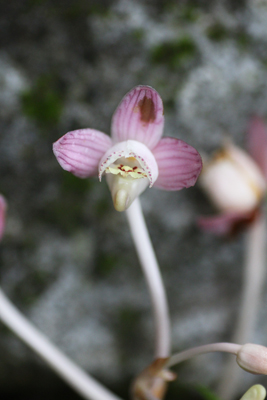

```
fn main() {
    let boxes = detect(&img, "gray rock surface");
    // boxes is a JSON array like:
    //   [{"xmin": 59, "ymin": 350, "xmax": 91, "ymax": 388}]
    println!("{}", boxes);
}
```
[{"xmin": 1, "ymin": 0, "xmax": 267, "ymax": 398}]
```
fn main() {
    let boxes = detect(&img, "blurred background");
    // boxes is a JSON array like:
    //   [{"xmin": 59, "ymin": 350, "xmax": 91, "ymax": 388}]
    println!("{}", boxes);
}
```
[{"xmin": 1, "ymin": 0, "xmax": 267, "ymax": 399}]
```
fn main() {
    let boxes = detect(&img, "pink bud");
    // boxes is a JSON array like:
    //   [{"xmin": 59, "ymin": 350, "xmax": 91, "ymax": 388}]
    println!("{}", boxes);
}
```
[
  {"xmin": 237, "ymin": 344, "xmax": 267, "ymax": 375},
  {"xmin": 199, "ymin": 144, "xmax": 266, "ymax": 213}
]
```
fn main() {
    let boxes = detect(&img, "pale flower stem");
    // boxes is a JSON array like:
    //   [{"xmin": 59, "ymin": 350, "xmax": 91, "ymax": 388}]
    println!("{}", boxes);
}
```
[
  {"xmin": 218, "ymin": 213, "xmax": 266, "ymax": 400},
  {"xmin": 125, "ymin": 198, "xmax": 171, "ymax": 358},
  {"xmin": 0, "ymin": 288, "xmax": 122, "ymax": 400},
  {"xmin": 166, "ymin": 342, "xmax": 241, "ymax": 368}
]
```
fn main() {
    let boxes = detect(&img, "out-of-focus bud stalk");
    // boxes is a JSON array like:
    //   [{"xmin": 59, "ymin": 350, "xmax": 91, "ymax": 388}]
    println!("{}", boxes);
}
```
[
  {"xmin": 240, "ymin": 385, "xmax": 266, "ymax": 400},
  {"xmin": 237, "ymin": 344, "xmax": 267, "ymax": 375},
  {"xmin": 200, "ymin": 144, "xmax": 266, "ymax": 213},
  {"xmin": 131, "ymin": 358, "xmax": 176, "ymax": 400}
]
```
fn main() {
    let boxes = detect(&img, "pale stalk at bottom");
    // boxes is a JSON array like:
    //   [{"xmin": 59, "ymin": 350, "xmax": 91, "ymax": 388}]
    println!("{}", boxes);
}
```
[{"xmin": 0, "ymin": 288, "xmax": 121, "ymax": 400}]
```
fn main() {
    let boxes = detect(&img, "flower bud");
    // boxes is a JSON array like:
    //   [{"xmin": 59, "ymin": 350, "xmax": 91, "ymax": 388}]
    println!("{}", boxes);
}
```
[
  {"xmin": 240, "ymin": 385, "xmax": 266, "ymax": 400},
  {"xmin": 199, "ymin": 144, "xmax": 266, "ymax": 213},
  {"xmin": 237, "ymin": 344, "xmax": 267, "ymax": 375}
]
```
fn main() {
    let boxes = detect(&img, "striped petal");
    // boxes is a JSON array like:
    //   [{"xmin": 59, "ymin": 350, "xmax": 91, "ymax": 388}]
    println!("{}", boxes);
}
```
[
  {"xmin": 247, "ymin": 116, "xmax": 267, "ymax": 180},
  {"xmin": 53, "ymin": 129, "xmax": 112, "ymax": 178},
  {"xmin": 0, "ymin": 195, "xmax": 7, "ymax": 241},
  {"xmin": 152, "ymin": 137, "xmax": 202, "ymax": 190},
  {"xmin": 111, "ymin": 85, "xmax": 164, "ymax": 149},
  {"xmin": 99, "ymin": 140, "xmax": 158, "ymax": 187}
]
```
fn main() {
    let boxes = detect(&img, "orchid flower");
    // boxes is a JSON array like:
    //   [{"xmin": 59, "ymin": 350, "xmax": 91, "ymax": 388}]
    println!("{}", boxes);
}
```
[
  {"xmin": 53, "ymin": 85, "xmax": 202, "ymax": 361},
  {"xmin": 53, "ymin": 85, "xmax": 202, "ymax": 211},
  {"xmin": 198, "ymin": 116, "xmax": 267, "ymax": 235}
]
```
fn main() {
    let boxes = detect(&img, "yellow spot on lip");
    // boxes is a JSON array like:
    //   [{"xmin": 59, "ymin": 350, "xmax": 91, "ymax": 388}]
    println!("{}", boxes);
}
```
[
  {"xmin": 126, "ymin": 157, "xmax": 136, "ymax": 161},
  {"xmin": 105, "ymin": 163, "xmax": 147, "ymax": 179}
]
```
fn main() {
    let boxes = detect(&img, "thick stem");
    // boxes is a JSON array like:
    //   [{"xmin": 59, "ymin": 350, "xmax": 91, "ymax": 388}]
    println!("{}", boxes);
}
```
[
  {"xmin": 0, "ymin": 288, "xmax": 121, "ymax": 400},
  {"xmin": 125, "ymin": 198, "xmax": 171, "ymax": 358},
  {"xmin": 218, "ymin": 213, "xmax": 266, "ymax": 399},
  {"xmin": 166, "ymin": 342, "xmax": 241, "ymax": 368}
]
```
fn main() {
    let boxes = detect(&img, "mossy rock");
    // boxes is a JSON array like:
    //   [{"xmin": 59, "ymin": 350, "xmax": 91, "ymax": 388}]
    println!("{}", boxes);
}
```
[
  {"xmin": 21, "ymin": 74, "xmax": 64, "ymax": 128},
  {"xmin": 151, "ymin": 36, "xmax": 197, "ymax": 69}
]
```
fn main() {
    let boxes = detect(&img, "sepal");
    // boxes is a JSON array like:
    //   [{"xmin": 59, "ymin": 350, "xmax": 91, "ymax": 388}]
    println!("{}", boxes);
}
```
[
  {"xmin": 152, "ymin": 137, "xmax": 202, "ymax": 190},
  {"xmin": 53, "ymin": 129, "xmax": 112, "ymax": 178}
]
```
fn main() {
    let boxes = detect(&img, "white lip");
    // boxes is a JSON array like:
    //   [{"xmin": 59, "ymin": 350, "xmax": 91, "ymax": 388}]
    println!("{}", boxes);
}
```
[{"xmin": 98, "ymin": 140, "xmax": 159, "ymax": 187}]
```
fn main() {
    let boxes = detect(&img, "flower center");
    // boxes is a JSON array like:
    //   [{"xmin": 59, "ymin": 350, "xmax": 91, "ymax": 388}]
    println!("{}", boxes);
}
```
[{"xmin": 105, "ymin": 157, "xmax": 147, "ymax": 180}]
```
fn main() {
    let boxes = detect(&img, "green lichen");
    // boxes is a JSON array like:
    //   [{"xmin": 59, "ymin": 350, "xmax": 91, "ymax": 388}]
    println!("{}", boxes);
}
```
[
  {"xmin": 167, "ymin": 381, "xmax": 219, "ymax": 400},
  {"xmin": 94, "ymin": 197, "xmax": 111, "ymax": 217},
  {"xmin": 132, "ymin": 28, "xmax": 145, "ymax": 42},
  {"xmin": 163, "ymin": 98, "xmax": 176, "ymax": 112},
  {"xmin": 94, "ymin": 252, "xmax": 119, "ymax": 278},
  {"xmin": 42, "ymin": 172, "xmax": 93, "ymax": 232},
  {"xmin": 61, "ymin": 172, "xmax": 93, "ymax": 196},
  {"xmin": 151, "ymin": 36, "xmax": 197, "ymax": 69},
  {"xmin": 206, "ymin": 23, "xmax": 251, "ymax": 49},
  {"xmin": 206, "ymin": 23, "xmax": 228, "ymax": 42},
  {"xmin": 179, "ymin": 5, "xmax": 199, "ymax": 22},
  {"xmin": 235, "ymin": 31, "xmax": 250, "ymax": 49},
  {"xmin": 91, "ymin": 183, "xmax": 112, "ymax": 218},
  {"xmin": 21, "ymin": 75, "xmax": 64, "ymax": 128},
  {"xmin": 262, "ymin": 58, "xmax": 267, "ymax": 69},
  {"xmin": 115, "ymin": 307, "xmax": 143, "ymax": 363},
  {"xmin": 44, "ymin": 198, "xmax": 84, "ymax": 233},
  {"xmin": 194, "ymin": 385, "xmax": 221, "ymax": 400},
  {"xmin": 60, "ymin": 2, "xmax": 110, "ymax": 20},
  {"xmin": 25, "ymin": 0, "xmax": 110, "ymax": 18},
  {"xmin": 26, "ymin": 0, "xmax": 46, "ymax": 8},
  {"xmin": 14, "ymin": 269, "xmax": 57, "ymax": 307}
]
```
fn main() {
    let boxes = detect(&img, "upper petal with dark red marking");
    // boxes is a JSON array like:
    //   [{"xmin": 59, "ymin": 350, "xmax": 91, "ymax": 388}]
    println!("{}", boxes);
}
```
[
  {"xmin": 111, "ymin": 85, "xmax": 164, "ymax": 149},
  {"xmin": 152, "ymin": 137, "xmax": 202, "ymax": 190}
]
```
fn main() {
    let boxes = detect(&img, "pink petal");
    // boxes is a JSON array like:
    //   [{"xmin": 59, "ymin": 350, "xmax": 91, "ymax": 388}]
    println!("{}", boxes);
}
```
[
  {"xmin": 0, "ymin": 195, "xmax": 7, "ymax": 241},
  {"xmin": 247, "ymin": 116, "xmax": 267, "ymax": 180},
  {"xmin": 152, "ymin": 137, "xmax": 202, "ymax": 190},
  {"xmin": 197, "ymin": 210, "xmax": 258, "ymax": 236},
  {"xmin": 99, "ymin": 140, "xmax": 159, "ymax": 187},
  {"xmin": 53, "ymin": 129, "xmax": 112, "ymax": 178},
  {"xmin": 111, "ymin": 85, "xmax": 164, "ymax": 149}
]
